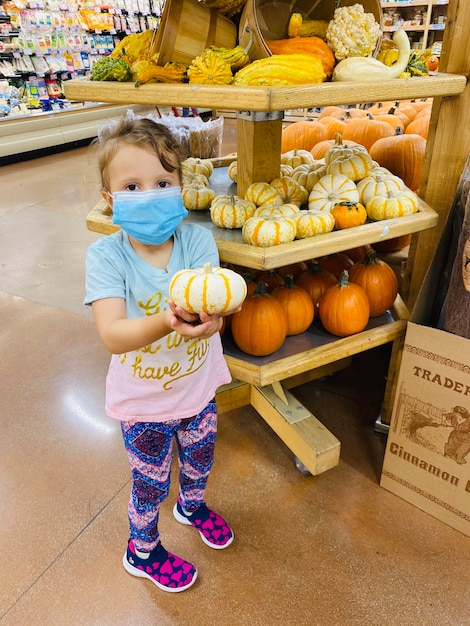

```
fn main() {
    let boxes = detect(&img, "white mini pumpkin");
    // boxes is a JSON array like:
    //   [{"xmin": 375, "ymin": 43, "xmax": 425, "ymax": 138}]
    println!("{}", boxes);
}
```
[{"xmin": 169, "ymin": 262, "xmax": 247, "ymax": 314}]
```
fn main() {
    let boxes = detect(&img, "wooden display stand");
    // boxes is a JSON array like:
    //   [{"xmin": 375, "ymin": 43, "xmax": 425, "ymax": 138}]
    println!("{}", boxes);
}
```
[{"xmin": 65, "ymin": 48, "xmax": 467, "ymax": 475}]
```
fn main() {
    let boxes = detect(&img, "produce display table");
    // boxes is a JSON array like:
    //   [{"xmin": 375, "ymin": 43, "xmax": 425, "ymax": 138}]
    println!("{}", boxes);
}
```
[{"xmin": 66, "ymin": 72, "xmax": 466, "ymax": 475}]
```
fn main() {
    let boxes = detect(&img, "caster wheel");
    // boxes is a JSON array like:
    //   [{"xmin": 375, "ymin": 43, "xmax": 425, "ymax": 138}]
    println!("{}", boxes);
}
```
[{"xmin": 295, "ymin": 457, "xmax": 311, "ymax": 476}]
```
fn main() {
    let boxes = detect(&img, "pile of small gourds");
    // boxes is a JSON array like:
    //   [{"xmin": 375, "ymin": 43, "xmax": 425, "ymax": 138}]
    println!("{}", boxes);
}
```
[{"xmin": 181, "ymin": 134, "xmax": 420, "ymax": 249}]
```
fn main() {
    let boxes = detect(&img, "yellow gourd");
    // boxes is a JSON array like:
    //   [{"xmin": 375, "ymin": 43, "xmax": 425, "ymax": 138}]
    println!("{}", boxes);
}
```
[
  {"xmin": 295, "ymin": 210, "xmax": 335, "ymax": 239},
  {"xmin": 188, "ymin": 51, "xmax": 233, "ymax": 85},
  {"xmin": 233, "ymin": 54, "xmax": 326, "ymax": 86}
]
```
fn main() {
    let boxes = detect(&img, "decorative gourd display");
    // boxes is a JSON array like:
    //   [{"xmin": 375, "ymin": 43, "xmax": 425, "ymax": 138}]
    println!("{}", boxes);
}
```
[
  {"xmin": 318, "ymin": 270, "xmax": 370, "ymax": 337},
  {"xmin": 231, "ymin": 281, "xmax": 288, "ymax": 356},
  {"xmin": 296, "ymin": 260, "xmax": 337, "ymax": 308},
  {"xmin": 182, "ymin": 157, "xmax": 214, "ymax": 178},
  {"xmin": 232, "ymin": 53, "xmax": 327, "ymax": 86},
  {"xmin": 331, "ymin": 201, "xmax": 367, "ymax": 229},
  {"xmin": 348, "ymin": 249, "xmax": 399, "ymax": 317},
  {"xmin": 242, "ymin": 214, "xmax": 297, "ymax": 247},
  {"xmin": 366, "ymin": 189, "xmax": 419, "ymax": 220},
  {"xmin": 244, "ymin": 182, "xmax": 283, "ymax": 207},
  {"xmin": 264, "ymin": 36, "xmax": 336, "ymax": 78},
  {"xmin": 291, "ymin": 162, "xmax": 328, "ymax": 193},
  {"xmin": 254, "ymin": 203, "xmax": 300, "ymax": 218},
  {"xmin": 169, "ymin": 262, "xmax": 247, "ymax": 315},
  {"xmin": 308, "ymin": 174, "xmax": 360, "ymax": 212},
  {"xmin": 210, "ymin": 195, "xmax": 256, "ymax": 229},
  {"xmin": 269, "ymin": 176, "xmax": 308, "ymax": 207},
  {"xmin": 357, "ymin": 171, "xmax": 405, "ymax": 205},
  {"xmin": 182, "ymin": 184, "xmax": 216, "ymax": 211},
  {"xmin": 369, "ymin": 128, "xmax": 426, "ymax": 191},
  {"xmin": 281, "ymin": 122, "xmax": 329, "ymax": 153},
  {"xmin": 281, "ymin": 149, "xmax": 315, "ymax": 169},
  {"xmin": 187, "ymin": 50, "xmax": 233, "ymax": 85},
  {"xmin": 272, "ymin": 275, "xmax": 315, "ymax": 335},
  {"xmin": 294, "ymin": 209, "xmax": 335, "ymax": 239}
]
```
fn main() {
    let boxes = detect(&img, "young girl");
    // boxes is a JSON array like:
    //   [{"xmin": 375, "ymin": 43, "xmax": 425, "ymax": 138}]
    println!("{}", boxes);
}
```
[{"xmin": 85, "ymin": 117, "xmax": 235, "ymax": 593}]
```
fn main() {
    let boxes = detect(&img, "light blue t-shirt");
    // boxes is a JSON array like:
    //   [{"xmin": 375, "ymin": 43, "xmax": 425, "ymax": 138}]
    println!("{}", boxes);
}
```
[
  {"xmin": 85, "ymin": 222, "xmax": 220, "ymax": 314},
  {"xmin": 84, "ymin": 222, "xmax": 232, "ymax": 422}
]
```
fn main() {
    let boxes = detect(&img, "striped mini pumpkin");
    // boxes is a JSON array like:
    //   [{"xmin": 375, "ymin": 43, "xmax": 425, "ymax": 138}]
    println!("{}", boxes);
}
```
[{"xmin": 308, "ymin": 174, "xmax": 359, "ymax": 212}]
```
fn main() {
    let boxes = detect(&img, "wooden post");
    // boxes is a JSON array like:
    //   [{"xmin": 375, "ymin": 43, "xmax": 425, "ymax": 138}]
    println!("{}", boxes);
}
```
[
  {"xmin": 236, "ymin": 111, "xmax": 283, "ymax": 198},
  {"xmin": 407, "ymin": 0, "xmax": 470, "ymax": 308}
]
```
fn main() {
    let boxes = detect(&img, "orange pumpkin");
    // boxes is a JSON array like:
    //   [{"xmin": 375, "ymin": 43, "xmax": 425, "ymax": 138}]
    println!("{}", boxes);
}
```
[
  {"xmin": 343, "ymin": 244, "xmax": 372, "ymax": 263},
  {"xmin": 277, "ymin": 261, "xmax": 309, "ymax": 278},
  {"xmin": 373, "ymin": 234, "xmax": 412, "ymax": 252},
  {"xmin": 256, "ymin": 269, "xmax": 285, "ymax": 293},
  {"xmin": 369, "ymin": 129, "xmax": 427, "ymax": 191},
  {"xmin": 331, "ymin": 201, "xmax": 367, "ymax": 229},
  {"xmin": 317, "ymin": 105, "xmax": 347, "ymax": 120},
  {"xmin": 348, "ymin": 249, "xmax": 399, "ymax": 317},
  {"xmin": 231, "ymin": 281, "xmax": 288, "ymax": 356},
  {"xmin": 405, "ymin": 113, "xmax": 430, "ymax": 139},
  {"xmin": 296, "ymin": 260, "xmax": 337, "ymax": 308},
  {"xmin": 342, "ymin": 113, "xmax": 396, "ymax": 151},
  {"xmin": 318, "ymin": 252, "xmax": 354, "ymax": 278},
  {"xmin": 272, "ymin": 275, "xmax": 315, "ymax": 335},
  {"xmin": 318, "ymin": 270, "xmax": 370, "ymax": 337},
  {"xmin": 317, "ymin": 116, "xmax": 347, "ymax": 139},
  {"xmin": 281, "ymin": 121, "xmax": 329, "ymax": 153},
  {"xmin": 427, "ymin": 55, "xmax": 439, "ymax": 71}
]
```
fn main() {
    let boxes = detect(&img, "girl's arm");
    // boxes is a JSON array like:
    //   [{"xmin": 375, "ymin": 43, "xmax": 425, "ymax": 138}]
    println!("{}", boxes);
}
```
[{"xmin": 92, "ymin": 297, "xmax": 223, "ymax": 354}]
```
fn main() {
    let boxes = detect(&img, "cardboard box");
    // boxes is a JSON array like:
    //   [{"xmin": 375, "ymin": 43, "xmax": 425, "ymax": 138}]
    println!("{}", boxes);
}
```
[
  {"xmin": 380, "ymin": 322, "xmax": 470, "ymax": 537},
  {"xmin": 381, "ymin": 159, "xmax": 470, "ymax": 537}
]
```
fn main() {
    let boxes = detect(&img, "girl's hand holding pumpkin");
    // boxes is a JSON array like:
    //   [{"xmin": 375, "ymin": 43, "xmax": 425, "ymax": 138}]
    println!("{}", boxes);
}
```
[{"xmin": 167, "ymin": 301, "xmax": 223, "ymax": 338}]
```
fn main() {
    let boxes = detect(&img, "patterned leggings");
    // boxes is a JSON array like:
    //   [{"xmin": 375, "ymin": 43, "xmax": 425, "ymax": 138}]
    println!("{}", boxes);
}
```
[{"xmin": 121, "ymin": 400, "xmax": 217, "ymax": 552}]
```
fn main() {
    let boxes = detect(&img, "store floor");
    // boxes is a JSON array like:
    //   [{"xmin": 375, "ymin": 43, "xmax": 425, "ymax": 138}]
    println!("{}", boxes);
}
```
[{"xmin": 1, "ymin": 121, "xmax": 469, "ymax": 626}]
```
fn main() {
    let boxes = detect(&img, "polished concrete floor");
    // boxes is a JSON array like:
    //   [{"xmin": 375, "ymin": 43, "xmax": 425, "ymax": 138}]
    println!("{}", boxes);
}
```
[{"xmin": 1, "ymin": 120, "xmax": 469, "ymax": 626}]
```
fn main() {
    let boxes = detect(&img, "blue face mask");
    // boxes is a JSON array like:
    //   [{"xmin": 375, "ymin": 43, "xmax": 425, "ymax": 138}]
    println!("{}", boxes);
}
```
[{"xmin": 111, "ymin": 187, "xmax": 188, "ymax": 246}]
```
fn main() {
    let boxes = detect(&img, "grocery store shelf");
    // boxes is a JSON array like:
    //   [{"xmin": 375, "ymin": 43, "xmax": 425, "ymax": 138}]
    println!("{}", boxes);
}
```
[{"xmin": 0, "ymin": 103, "xmax": 158, "ymax": 158}]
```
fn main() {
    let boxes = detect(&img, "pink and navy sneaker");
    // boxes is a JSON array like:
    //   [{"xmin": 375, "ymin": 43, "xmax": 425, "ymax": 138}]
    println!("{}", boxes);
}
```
[
  {"xmin": 123, "ymin": 540, "xmax": 197, "ymax": 592},
  {"xmin": 173, "ymin": 499, "xmax": 234, "ymax": 550}
]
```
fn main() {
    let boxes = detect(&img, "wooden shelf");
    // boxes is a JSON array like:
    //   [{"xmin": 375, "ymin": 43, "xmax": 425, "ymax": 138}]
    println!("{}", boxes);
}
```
[
  {"xmin": 64, "ymin": 74, "xmax": 466, "ymax": 113},
  {"xmin": 223, "ymin": 297, "xmax": 409, "ymax": 387}
]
